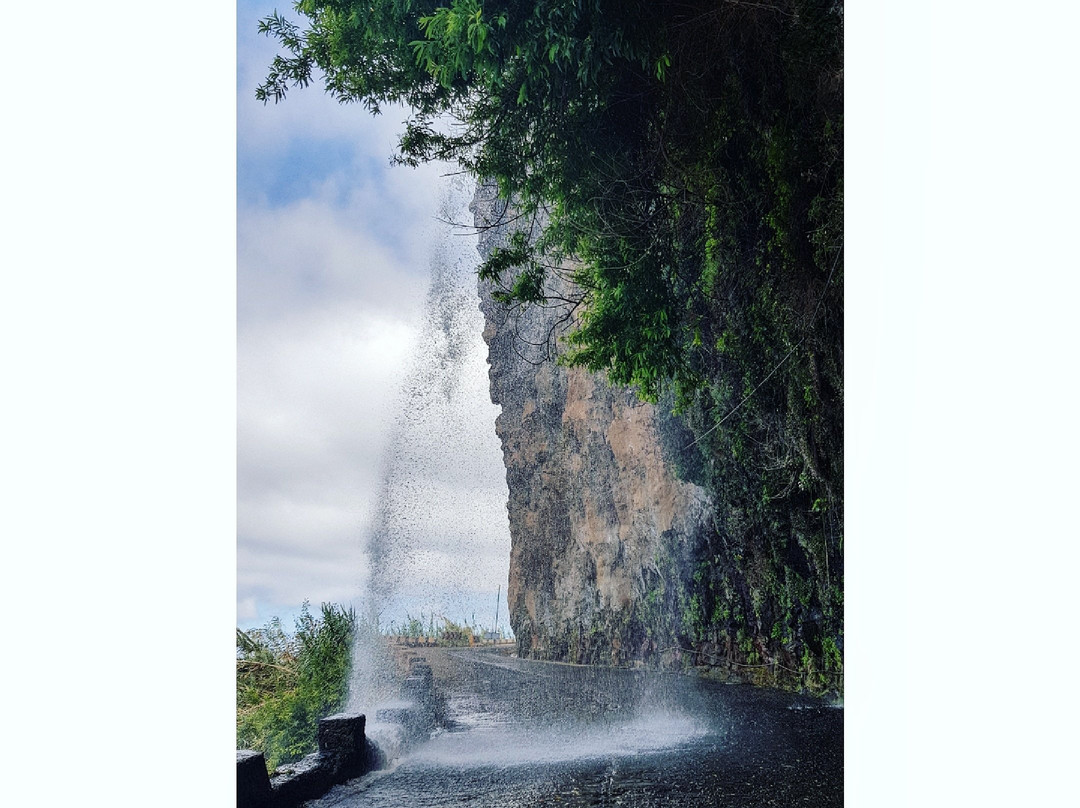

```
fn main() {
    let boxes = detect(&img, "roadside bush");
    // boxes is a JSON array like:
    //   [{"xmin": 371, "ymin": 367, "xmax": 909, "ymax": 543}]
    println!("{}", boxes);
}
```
[{"xmin": 236, "ymin": 601, "xmax": 356, "ymax": 771}]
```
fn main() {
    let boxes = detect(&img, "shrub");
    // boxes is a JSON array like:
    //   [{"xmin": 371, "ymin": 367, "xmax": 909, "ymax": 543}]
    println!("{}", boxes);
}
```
[{"xmin": 236, "ymin": 601, "xmax": 356, "ymax": 771}]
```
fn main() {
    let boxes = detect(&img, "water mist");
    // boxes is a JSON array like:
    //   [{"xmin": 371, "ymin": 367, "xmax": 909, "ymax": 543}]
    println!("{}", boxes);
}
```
[{"xmin": 345, "ymin": 175, "xmax": 511, "ymax": 722}]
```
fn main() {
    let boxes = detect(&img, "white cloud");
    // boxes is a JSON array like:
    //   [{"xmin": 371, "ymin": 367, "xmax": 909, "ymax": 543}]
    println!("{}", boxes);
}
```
[
  {"xmin": 237, "ymin": 300, "xmax": 421, "ymax": 618},
  {"xmin": 237, "ymin": 597, "xmax": 259, "ymax": 623},
  {"xmin": 236, "ymin": 180, "xmax": 512, "ymax": 627},
  {"xmin": 236, "ymin": 2, "xmax": 511, "ymax": 630},
  {"xmin": 238, "ymin": 191, "xmax": 428, "ymax": 323},
  {"xmin": 237, "ymin": 0, "xmax": 410, "ymax": 157},
  {"xmin": 237, "ymin": 0, "xmax": 451, "ymax": 220},
  {"xmin": 238, "ymin": 541, "xmax": 364, "ymax": 616}
]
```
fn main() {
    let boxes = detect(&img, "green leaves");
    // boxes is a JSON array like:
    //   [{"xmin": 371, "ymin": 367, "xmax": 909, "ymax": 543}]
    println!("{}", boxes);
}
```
[
  {"xmin": 236, "ymin": 602, "xmax": 357, "ymax": 772},
  {"xmin": 411, "ymin": 0, "xmax": 503, "ymax": 90},
  {"xmin": 655, "ymin": 52, "xmax": 670, "ymax": 81}
]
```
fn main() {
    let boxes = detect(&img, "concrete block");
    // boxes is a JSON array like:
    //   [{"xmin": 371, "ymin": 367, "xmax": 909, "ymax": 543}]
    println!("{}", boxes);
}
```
[
  {"xmin": 269, "ymin": 753, "xmax": 334, "ymax": 808},
  {"xmin": 406, "ymin": 671, "xmax": 436, "ymax": 707},
  {"xmin": 376, "ymin": 703, "xmax": 428, "ymax": 739},
  {"xmin": 237, "ymin": 750, "xmax": 272, "ymax": 808},
  {"xmin": 317, "ymin": 713, "xmax": 366, "ymax": 756}
]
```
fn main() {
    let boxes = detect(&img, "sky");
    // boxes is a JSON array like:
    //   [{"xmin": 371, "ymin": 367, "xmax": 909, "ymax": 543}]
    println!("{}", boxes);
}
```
[{"xmin": 236, "ymin": 0, "xmax": 512, "ymax": 633}]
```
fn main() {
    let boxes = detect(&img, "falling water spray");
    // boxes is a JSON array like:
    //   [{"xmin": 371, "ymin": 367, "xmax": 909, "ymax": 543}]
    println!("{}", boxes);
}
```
[{"xmin": 345, "ymin": 175, "xmax": 511, "ymax": 717}]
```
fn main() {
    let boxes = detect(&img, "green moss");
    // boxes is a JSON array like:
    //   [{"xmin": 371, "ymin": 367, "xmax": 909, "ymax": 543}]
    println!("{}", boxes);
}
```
[{"xmin": 822, "ymin": 636, "xmax": 842, "ymax": 672}]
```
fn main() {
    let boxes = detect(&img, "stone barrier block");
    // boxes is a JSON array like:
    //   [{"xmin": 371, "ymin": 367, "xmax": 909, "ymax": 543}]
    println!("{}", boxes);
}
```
[
  {"xmin": 375, "ymin": 704, "xmax": 423, "ymax": 741},
  {"xmin": 377, "ymin": 702, "xmax": 432, "ymax": 732},
  {"xmin": 364, "ymin": 739, "xmax": 387, "ymax": 772},
  {"xmin": 401, "ymin": 675, "xmax": 432, "ymax": 705},
  {"xmin": 317, "ymin": 713, "xmax": 366, "ymax": 756},
  {"xmin": 269, "ymin": 753, "xmax": 334, "ymax": 808},
  {"xmin": 237, "ymin": 750, "xmax": 272, "ymax": 808},
  {"xmin": 410, "ymin": 667, "xmax": 433, "ymax": 684},
  {"xmin": 375, "ymin": 705, "xmax": 415, "ymax": 724}
]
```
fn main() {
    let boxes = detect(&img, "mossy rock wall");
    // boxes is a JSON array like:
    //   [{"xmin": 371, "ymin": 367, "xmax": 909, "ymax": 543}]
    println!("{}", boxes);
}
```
[{"xmin": 474, "ymin": 184, "xmax": 842, "ymax": 695}]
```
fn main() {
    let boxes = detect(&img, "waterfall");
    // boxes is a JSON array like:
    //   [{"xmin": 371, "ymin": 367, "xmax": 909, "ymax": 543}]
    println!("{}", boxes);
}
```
[{"xmin": 346, "ymin": 174, "xmax": 511, "ymax": 715}]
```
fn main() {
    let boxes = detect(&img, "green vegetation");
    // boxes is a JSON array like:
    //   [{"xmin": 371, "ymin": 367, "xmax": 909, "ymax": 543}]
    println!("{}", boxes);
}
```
[
  {"xmin": 236, "ymin": 604, "xmax": 510, "ymax": 769},
  {"xmin": 386, "ymin": 612, "xmax": 508, "ymax": 645},
  {"xmin": 257, "ymin": 0, "xmax": 842, "ymax": 691},
  {"xmin": 236, "ymin": 602, "xmax": 356, "ymax": 771}
]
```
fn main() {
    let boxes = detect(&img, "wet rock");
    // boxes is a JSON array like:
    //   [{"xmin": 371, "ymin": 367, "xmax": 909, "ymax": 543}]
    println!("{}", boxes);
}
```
[
  {"xmin": 401, "ymin": 677, "xmax": 439, "ymax": 736},
  {"xmin": 401, "ymin": 675, "xmax": 433, "ymax": 706},
  {"xmin": 473, "ymin": 183, "xmax": 713, "ymax": 664},
  {"xmin": 409, "ymin": 659, "xmax": 433, "ymax": 679},
  {"xmin": 317, "ymin": 713, "xmax": 366, "ymax": 757},
  {"xmin": 236, "ymin": 750, "xmax": 272, "ymax": 808},
  {"xmin": 364, "ymin": 661, "xmax": 443, "ymax": 749},
  {"xmin": 269, "ymin": 753, "xmax": 334, "ymax": 808},
  {"xmin": 375, "ymin": 705, "xmax": 415, "ymax": 725},
  {"xmin": 317, "ymin": 712, "xmax": 381, "ymax": 780},
  {"xmin": 238, "ymin": 714, "xmax": 388, "ymax": 808},
  {"xmin": 376, "ymin": 703, "xmax": 428, "ymax": 741}
]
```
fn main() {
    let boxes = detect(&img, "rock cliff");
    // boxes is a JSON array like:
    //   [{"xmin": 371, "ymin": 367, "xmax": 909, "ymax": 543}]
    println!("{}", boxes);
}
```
[
  {"xmin": 472, "ymin": 183, "xmax": 842, "ymax": 694},
  {"xmin": 471, "ymin": 184, "xmax": 713, "ymax": 665}
]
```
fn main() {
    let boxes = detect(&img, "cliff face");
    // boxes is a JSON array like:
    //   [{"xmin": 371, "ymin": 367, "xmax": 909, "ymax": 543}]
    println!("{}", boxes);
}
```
[
  {"xmin": 472, "ymin": 184, "xmax": 713, "ymax": 664},
  {"xmin": 472, "ymin": 184, "xmax": 842, "ymax": 694}
]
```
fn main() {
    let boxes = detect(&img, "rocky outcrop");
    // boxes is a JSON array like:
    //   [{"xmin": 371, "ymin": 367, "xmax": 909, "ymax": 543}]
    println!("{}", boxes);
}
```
[{"xmin": 472, "ymin": 184, "xmax": 714, "ymax": 665}]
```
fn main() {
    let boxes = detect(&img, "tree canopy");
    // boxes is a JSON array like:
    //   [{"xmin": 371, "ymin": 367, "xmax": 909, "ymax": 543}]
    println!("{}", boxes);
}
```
[{"xmin": 258, "ymin": 0, "xmax": 841, "ymax": 400}]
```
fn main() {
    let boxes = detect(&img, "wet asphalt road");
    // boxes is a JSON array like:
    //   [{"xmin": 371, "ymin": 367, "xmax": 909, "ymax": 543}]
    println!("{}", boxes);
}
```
[{"xmin": 308, "ymin": 647, "xmax": 842, "ymax": 807}]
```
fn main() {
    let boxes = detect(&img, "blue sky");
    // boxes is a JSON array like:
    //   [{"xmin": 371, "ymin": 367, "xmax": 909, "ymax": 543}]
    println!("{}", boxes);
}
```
[{"xmin": 236, "ymin": 0, "xmax": 512, "ymax": 633}]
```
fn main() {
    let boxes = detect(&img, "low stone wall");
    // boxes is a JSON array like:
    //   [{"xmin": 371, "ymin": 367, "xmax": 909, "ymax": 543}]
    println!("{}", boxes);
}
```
[
  {"xmin": 237, "ymin": 750, "xmax": 273, "ymax": 808},
  {"xmin": 386, "ymin": 635, "xmax": 516, "ymax": 648},
  {"xmin": 237, "ymin": 657, "xmax": 441, "ymax": 808}
]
